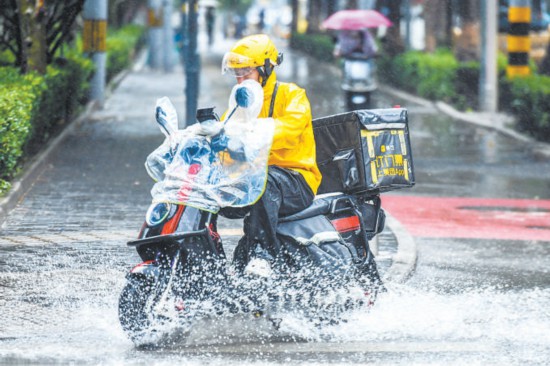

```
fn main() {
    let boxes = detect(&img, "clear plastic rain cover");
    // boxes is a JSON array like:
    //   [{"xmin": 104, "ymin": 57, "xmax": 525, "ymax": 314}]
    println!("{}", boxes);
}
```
[{"xmin": 145, "ymin": 80, "xmax": 274, "ymax": 213}]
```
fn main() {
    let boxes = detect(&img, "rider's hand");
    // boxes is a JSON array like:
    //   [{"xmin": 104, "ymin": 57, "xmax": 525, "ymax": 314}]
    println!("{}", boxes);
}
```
[
  {"xmin": 211, "ymin": 132, "xmax": 228, "ymax": 153},
  {"xmin": 235, "ymin": 85, "xmax": 255, "ymax": 108},
  {"xmin": 227, "ymin": 137, "xmax": 247, "ymax": 161}
]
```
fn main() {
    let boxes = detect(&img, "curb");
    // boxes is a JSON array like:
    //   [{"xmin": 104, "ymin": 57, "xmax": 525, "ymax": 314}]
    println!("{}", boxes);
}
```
[
  {"xmin": 378, "ymin": 84, "xmax": 434, "ymax": 108},
  {"xmin": 382, "ymin": 213, "xmax": 417, "ymax": 284}
]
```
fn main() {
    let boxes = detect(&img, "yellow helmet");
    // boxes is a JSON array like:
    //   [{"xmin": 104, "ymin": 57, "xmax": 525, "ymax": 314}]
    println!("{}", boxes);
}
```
[{"xmin": 222, "ymin": 34, "xmax": 283, "ymax": 86}]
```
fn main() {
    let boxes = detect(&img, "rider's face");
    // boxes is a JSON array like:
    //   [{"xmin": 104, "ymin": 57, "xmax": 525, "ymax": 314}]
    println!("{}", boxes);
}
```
[{"xmin": 236, "ymin": 68, "xmax": 260, "ymax": 84}]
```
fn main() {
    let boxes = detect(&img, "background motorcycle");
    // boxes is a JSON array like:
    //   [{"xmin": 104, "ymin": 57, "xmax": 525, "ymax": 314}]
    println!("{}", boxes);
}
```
[
  {"xmin": 342, "ymin": 54, "xmax": 377, "ymax": 111},
  {"xmin": 118, "ymin": 93, "xmax": 386, "ymax": 346}
]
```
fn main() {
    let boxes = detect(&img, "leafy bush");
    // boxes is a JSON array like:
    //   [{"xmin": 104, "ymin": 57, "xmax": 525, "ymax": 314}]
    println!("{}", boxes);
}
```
[
  {"xmin": 28, "ymin": 52, "xmax": 94, "ymax": 151},
  {"xmin": 505, "ymin": 75, "xmax": 550, "ymax": 139},
  {"xmin": 0, "ymin": 52, "xmax": 93, "ymax": 195},
  {"xmin": 290, "ymin": 32, "xmax": 335, "ymax": 62},
  {"xmin": 61, "ymin": 51, "xmax": 95, "ymax": 117},
  {"xmin": 379, "ymin": 51, "xmax": 419, "ymax": 92},
  {"xmin": 453, "ymin": 61, "xmax": 479, "ymax": 110},
  {"xmin": 441, "ymin": 52, "xmax": 512, "ymax": 110},
  {"xmin": 106, "ymin": 25, "xmax": 145, "ymax": 81},
  {"xmin": 379, "ymin": 49, "xmax": 458, "ymax": 102},
  {"xmin": 0, "ymin": 49, "xmax": 16, "ymax": 66},
  {"xmin": 0, "ymin": 68, "xmax": 43, "ymax": 193}
]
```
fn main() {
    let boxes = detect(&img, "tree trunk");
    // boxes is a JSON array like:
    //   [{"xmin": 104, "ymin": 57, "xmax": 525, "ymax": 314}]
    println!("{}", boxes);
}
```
[
  {"xmin": 540, "ymin": 38, "xmax": 550, "ymax": 75},
  {"xmin": 445, "ymin": 0, "xmax": 453, "ymax": 47},
  {"xmin": 345, "ymin": 0, "xmax": 358, "ymax": 9},
  {"xmin": 424, "ymin": 0, "xmax": 452, "ymax": 52},
  {"xmin": 108, "ymin": 0, "xmax": 123, "ymax": 28},
  {"xmin": 17, "ymin": 0, "xmax": 47, "ymax": 73},
  {"xmin": 424, "ymin": 0, "xmax": 438, "ymax": 52},
  {"xmin": 383, "ymin": 0, "xmax": 404, "ymax": 55},
  {"xmin": 454, "ymin": 0, "xmax": 480, "ymax": 62},
  {"xmin": 327, "ymin": 0, "xmax": 337, "ymax": 15},
  {"xmin": 110, "ymin": 0, "xmax": 146, "ymax": 28},
  {"xmin": 291, "ymin": 0, "xmax": 299, "ymax": 34},
  {"xmin": 307, "ymin": 0, "xmax": 322, "ymax": 33},
  {"xmin": 6, "ymin": 0, "xmax": 27, "ymax": 73}
]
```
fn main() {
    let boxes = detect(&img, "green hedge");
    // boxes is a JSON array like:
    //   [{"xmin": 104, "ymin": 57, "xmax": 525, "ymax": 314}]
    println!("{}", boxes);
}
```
[
  {"xmin": 379, "ymin": 49, "xmax": 459, "ymax": 103},
  {"xmin": 0, "ymin": 53, "xmax": 93, "ymax": 194},
  {"xmin": 0, "ymin": 69, "xmax": 42, "ymax": 193},
  {"xmin": 105, "ymin": 25, "xmax": 145, "ymax": 81},
  {"xmin": 290, "ymin": 32, "xmax": 335, "ymax": 62},
  {"xmin": 30, "ymin": 53, "xmax": 94, "ymax": 148},
  {"xmin": 505, "ymin": 75, "xmax": 550, "ymax": 139}
]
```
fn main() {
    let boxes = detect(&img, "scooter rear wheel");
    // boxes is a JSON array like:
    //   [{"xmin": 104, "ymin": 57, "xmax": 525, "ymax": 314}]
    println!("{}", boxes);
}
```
[{"xmin": 345, "ymin": 91, "xmax": 372, "ymax": 111}]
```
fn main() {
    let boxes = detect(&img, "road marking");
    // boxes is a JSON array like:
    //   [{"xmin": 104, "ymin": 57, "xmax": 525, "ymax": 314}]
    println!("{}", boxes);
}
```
[{"xmin": 382, "ymin": 195, "xmax": 550, "ymax": 241}]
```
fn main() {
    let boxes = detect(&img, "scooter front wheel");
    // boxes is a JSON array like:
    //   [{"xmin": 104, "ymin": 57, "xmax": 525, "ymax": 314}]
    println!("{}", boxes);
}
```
[{"xmin": 118, "ymin": 277, "xmax": 154, "ymax": 344}]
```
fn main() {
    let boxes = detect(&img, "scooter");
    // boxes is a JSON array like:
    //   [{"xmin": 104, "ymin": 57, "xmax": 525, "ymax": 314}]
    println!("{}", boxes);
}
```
[
  {"xmin": 118, "ymin": 85, "xmax": 386, "ymax": 345},
  {"xmin": 342, "ymin": 54, "xmax": 377, "ymax": 111}
]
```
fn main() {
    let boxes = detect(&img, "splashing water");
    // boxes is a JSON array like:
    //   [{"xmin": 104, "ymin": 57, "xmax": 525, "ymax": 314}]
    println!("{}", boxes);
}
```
[{"xmin": 1, "ymin": 238, "xmax": 549, "ymax": 365}]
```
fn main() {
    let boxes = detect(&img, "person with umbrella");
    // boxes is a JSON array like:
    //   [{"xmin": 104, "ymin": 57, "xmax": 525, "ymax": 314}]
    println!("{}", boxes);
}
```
[
  {"xmin": 323, "ymin": 9, "xmax": 391, "ymax": 110},
  {"xmin": 324, "ymin": 9, "xmax": 391, "ymax": 59},
  {"xmin": 333, "ymin": 29, "xmax": 378, "ymax": 59}
]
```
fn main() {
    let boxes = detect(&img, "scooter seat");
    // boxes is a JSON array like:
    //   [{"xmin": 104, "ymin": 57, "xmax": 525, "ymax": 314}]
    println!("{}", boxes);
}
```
[{"xmin": 279, "ymin": 192, "xmax": 349, "ymax": 223}]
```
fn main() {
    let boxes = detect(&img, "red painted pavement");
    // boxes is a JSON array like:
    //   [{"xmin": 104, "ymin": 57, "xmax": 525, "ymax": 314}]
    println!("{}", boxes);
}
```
[{"xmin": 381, "ymin": 195, "xmax": 550, "ymax": 241}]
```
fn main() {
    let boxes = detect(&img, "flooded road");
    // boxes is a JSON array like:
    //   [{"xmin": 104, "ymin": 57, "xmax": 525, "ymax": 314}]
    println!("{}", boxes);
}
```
[
  {"xmin": 1, "ymin": 40, "xmax": 550, "ymax": 364},
  {"xmin": 1, "ymin": 233, "xmax": 548, "ymax": 364}
]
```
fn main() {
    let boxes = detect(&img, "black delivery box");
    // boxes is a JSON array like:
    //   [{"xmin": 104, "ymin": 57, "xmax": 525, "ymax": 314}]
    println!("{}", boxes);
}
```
[{"xmin": 313, "ymin": 108, "xmax": 415, "ymax": 195}]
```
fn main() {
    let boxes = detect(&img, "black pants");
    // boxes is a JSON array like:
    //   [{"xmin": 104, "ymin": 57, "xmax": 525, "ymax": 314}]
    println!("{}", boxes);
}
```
[{"xmin": 220, "ymin": 166, "xmax": 314, "ymax": 271}]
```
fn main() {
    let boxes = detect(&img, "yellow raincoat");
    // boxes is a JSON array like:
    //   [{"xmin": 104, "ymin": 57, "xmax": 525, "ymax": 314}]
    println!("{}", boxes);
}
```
[{"xmin": 259, "ymin": 72, "xmax": 322, "ymax": 194}]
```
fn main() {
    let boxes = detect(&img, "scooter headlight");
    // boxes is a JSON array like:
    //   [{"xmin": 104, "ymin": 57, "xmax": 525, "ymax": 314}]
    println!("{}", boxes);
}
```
[{"xmin": 145, "ymin": 202, "xmax": 173, "ymax": 227}]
